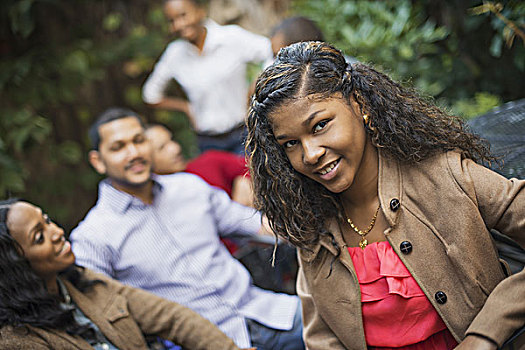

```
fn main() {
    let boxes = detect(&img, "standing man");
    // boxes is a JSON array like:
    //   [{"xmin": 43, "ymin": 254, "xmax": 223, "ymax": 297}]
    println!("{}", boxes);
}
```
[
  {"xmin": 70, "ymin": 108, "xmax": 304, "ymax": 350},
  {"xmin": 142, "ymin": 0, "xmax": 272, "ymax": 154}
]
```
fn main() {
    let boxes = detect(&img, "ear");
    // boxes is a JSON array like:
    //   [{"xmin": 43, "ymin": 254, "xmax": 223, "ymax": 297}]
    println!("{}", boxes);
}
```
[{"xmin": 88, "ymin": 150, "xmax": 106, "ymax": 175}]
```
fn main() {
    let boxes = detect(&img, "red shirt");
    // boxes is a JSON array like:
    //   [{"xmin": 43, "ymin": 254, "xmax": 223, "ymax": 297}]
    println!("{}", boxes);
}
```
[
  {"xmin": 185, "ymin": 150, "xmax": 248, "ymax": 196},
  {"xmin": 348, "ymin": 241, "xmax": 458, "ymax": 349}
]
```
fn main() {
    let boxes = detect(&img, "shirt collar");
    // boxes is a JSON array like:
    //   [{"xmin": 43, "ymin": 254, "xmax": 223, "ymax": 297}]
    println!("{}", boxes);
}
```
[
  {"xmin": 98, "ymin": 178, "xmax": 164, "ymax": 214},
  {"xmin": 201, "ymin": 19, "xmax": 220, "ymax": 52},
  {"xmin": 57, "ymin": 277, "xmax": 75, "ymax": 311}
]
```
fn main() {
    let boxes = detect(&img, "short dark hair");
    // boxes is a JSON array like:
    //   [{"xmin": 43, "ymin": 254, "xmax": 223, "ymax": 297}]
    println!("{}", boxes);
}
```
[
  {"xmin": 271, "ymin": 16, "xmax": 324, "ymax": 47},
  {"xmin": 88, "ymin": 107, "xmax": 144, "ymax": 150},
  {"xmin": 163, "ymin": 0, "xmax": 209, "ymax": 8}
]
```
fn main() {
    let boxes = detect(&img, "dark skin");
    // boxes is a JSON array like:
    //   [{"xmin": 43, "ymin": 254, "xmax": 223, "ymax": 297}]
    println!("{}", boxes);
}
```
[
  {"xmin": 271, "ymin": 93, "xmax": 497, "ymax": 350},
  {"xmin": 7, "ymin": 202, "xmax": 76, "ymax": 297},
  {"xmin": 147, "ymin": 0, "xmax": 208, "ymax": 127}
]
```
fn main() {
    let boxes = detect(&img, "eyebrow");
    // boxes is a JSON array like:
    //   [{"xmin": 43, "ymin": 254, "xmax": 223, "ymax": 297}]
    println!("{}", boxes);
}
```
[
  {"xmin": 275, "ymin": 109, "xmax": 326, "ymax": 141},
  {"xmin": 302, "ymin": 109, "xmax": 325, "ymax": 127}
]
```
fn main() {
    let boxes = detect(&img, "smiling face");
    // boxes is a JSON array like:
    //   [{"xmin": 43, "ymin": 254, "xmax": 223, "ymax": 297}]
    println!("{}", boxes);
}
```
[
  {"xmin": 89, "ymin": 116, "xmax": 153, "ymax": 191},
  {"xmin": 7, "ymin": 202, "xmax": 75, "ymax": 283},
  {"xmin": 164, "ymin": 0, "xmax": 206, "ymax": 44},
  {"xmin": 270, "ymin": 94, "xmax": 377, "ymax": 194},
  {"xmin": 145, "ymin": 125, "xmax": 187, "ymax": 175}
]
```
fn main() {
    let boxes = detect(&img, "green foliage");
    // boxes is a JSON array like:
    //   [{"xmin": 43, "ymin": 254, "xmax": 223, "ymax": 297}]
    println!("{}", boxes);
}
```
[
  {"xmin": 292, "ymin": 0, "xmax": 449, "ymax": 96},
  {"xmin": 451, "ymin": 92, "xmax": 503, "ymax": 119},
  {"xmin": 291, "ymin": 0, "xmax": 524, "ymax": 113},
  {"xmin": 470, "ymin": 1, "xmax": 525, "ymax": 57},
  {"xmin": 1, "ymin": 0, "xmax": 524, "ymax": 229},
  {"xmin": 0, "ymin": 0, "xmax": 175, "ymax": 229}
]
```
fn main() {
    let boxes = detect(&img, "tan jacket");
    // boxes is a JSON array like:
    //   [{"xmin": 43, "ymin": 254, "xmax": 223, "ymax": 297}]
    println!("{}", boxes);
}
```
[
  {"xmin": 0, "ymin": 269, "xmax": 240, "ymax": 350},
  {"xmin": 297, "ymin": 151, "xmax": 525, "ymax": 350}
]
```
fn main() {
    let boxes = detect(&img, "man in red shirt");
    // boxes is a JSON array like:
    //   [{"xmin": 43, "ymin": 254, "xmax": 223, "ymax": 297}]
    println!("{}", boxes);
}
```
[{"xmin": 145, "ymin": 123, "xmax": 253, "ymax": 207}]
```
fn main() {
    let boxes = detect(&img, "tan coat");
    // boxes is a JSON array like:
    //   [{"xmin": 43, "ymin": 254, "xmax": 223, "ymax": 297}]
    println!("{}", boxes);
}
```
[
  {"xmin": 297, "ymin": 151, "xmax": 525, "ymax": 350},
  {"xmin": 0, "ymin": 269, "xmax": 240, "ymax": 350}
]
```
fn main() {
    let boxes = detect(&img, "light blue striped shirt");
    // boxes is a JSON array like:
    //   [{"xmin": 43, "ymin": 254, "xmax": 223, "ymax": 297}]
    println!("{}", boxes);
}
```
[{"xmin": 70, "ymin": 173, "xmax": 298, "ymax": 347}]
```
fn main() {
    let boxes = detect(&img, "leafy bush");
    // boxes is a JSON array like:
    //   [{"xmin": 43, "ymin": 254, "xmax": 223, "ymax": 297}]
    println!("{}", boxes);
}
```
[{"xmin": 291, "ymin": 0, "xmax": 524, "ymax": 113}]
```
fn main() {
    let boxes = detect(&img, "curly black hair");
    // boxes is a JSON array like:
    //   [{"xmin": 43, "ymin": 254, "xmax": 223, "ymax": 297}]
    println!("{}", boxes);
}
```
[
  {"xmin": 0, "ymin": 199, "xmax": 101, "ymax": 334},
  {"xmin": 246, "ymin": 41, "xmax": 494, "ymax": 249}
]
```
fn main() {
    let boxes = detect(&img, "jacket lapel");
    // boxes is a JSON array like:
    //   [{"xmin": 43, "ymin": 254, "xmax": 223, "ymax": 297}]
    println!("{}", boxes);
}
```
[{"xmin": 64, "ymin": 279, "xmax": 130, "ymax": 350}]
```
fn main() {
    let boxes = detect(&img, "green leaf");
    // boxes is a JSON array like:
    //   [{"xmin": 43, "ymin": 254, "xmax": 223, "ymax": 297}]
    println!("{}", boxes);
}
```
[
  {"xmin": 490, "ymin": 35, "xmax": 503, "ymax": 57},
  {"xmin": 103, "ymin": 13, "xmax": 123, "ymax": 32},
  {"xmin": 57, "ymin": 141, "xmax": 82, "ymax": 165}
]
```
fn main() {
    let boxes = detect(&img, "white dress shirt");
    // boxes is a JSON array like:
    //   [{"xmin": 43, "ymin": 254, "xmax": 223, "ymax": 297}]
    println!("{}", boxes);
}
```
[
  {"xmin": 70, "ymin": 173, "xmax": 298, "ymax": 348},
  {"xmin": 142, "ymin": 20, "xmax": 272, "ymax": 134}
]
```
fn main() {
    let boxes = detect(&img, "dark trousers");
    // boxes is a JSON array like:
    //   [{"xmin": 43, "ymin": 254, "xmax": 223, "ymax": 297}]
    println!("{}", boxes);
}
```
[{"xmin": 197, "ymin": 124, "xmax": 247, "ymax": 155}]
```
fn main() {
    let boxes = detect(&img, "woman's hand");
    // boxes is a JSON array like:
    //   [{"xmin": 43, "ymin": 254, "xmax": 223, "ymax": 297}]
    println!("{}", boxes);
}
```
[{"xmin": 455, "ymin": 335, "xmax": 497, "ymax": 350}]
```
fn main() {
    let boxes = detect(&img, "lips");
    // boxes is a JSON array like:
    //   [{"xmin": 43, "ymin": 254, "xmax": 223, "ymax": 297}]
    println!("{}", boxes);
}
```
[
  {"xmin": 316, "ymin": 159, "xmax": 341, "ymax": 180},
  {"xmin": 57, "ymin": 240, "xmax": 71, "ymax": 256},
  {"xmin": 125, "ymin": 159, "xmax": 148, "ymax": 172}
]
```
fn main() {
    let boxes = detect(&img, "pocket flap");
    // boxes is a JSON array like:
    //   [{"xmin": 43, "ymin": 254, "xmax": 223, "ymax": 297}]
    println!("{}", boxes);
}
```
[{"xmin": 105, "ymin": 294, "xmax": 130, "ymax": 322}]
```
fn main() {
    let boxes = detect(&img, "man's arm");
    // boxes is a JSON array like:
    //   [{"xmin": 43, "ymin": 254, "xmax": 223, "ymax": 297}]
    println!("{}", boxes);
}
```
[
  {"xmin": 142, "ymin": 44, "xmax": 195, "ymax": 123},
  {"xmin": 70, "ymin": 226, "xmax": 114, "ymax": 278},
  {"xmin": 147, "ymin": 97, "xmax": 196, "ymax": 128},
  {"xmin": 208, "ymin": 184, "xmax": 262, "ymax": 239},
  {"xmin": 231, "ymin": 175, "xmax": 254, "ymax": 207}
]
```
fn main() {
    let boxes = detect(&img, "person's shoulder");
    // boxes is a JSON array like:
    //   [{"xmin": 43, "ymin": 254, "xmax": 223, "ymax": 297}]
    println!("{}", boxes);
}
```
[
  {"xmin": 70, "ymin": 202, "xmax": 122, "ymax": 241},
  {"xmin": 162, "ymin": 39, "xmax": 190, "ymax": 57},
  {"xmin": 216, "ymin": 21, "xmax": 264, "ymax": 40},
  {"xmin": 157, "ymin": 172, "xmax": 210, "ymax": 188},
  {"xmin": 0, "ymin": 325, "xmax": 46, "ymax": 347},
  {"xmin": 199, "ymin": 150, "xmax": 244, "ymax": 162},
  {"xmin": 81, "ymin": 267, "xmax": 113, "ymax": 283}
]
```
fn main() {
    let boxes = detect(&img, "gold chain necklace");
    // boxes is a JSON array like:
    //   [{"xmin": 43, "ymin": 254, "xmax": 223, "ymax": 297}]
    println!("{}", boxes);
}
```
[{"xmin": 345, "ymin": 204, "xmax": 381, "ymax": 249}]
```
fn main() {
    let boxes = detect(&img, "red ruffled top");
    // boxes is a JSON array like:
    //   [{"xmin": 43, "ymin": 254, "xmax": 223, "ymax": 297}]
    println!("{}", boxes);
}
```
[{"xmin": 348, "ymin": 241, "xmax": 458, "ymax": 349}]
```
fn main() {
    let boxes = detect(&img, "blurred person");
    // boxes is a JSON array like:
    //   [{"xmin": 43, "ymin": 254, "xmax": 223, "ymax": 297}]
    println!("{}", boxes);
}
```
[
  {"xmin": 70, "ymin": 107, "xmax": 305, "ymax": 350},
  {"xmin": 267, "ymin": 15, "xmax": 358, "ymax": 65},
  {"xmin": 142, "ymin": 0, "xmax": 272, "ymax": 155},
  {"xmin": 246, "ymin": 42, "xmax": 525, "ymax": 349},
  {"xmin": 269, "ymin": 16, "xmax": 324, "ymax": 57},
  {"xmin": 145, "ymin": 123, "xmax": 253, "ymax": 207},
  {"xmin": 0, "ymin": 199, "xmax": 244, "ymax": 350}
]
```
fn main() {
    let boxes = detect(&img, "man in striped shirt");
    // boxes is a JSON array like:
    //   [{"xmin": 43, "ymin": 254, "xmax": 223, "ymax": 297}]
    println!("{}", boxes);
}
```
[{"xmin": 70, "ymin": 107, "xmax": 304, "ymax": 350}]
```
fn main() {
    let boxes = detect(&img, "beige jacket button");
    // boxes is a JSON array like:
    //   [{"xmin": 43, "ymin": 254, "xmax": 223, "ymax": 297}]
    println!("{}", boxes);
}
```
[
  {"xmin": 390, "ymin": 198, "xmax": 400, "ymax": 211},
  {"xmin": 435, "ymin": 291, "xmax": 447, "ymax": 304}
]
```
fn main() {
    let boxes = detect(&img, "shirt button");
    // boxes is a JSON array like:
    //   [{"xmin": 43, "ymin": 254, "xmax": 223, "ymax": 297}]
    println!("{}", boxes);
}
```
[
  {"xmin": 435, "ymin": 291, "xmax": 447, "ymax": 304},
  {"xmin": 400, "ymin": 241, "xmax": 412, "ymax": 254},
  {"xmin": 390, "ymin": 198, "xmax": 400, "ymax": 211}
]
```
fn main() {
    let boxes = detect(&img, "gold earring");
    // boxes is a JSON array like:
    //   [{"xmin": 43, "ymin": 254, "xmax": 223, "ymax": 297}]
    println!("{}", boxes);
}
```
[{"xmin": 363, "ymin": 114, "xmax": 369, "ymax": 124}]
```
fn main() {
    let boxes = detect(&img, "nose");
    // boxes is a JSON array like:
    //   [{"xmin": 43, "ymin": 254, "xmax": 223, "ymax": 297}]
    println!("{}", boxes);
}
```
[
  {"xmin": 127, "ymin": 143, "xmax": 140, "ymax": 157},
  {"xmin": 302, "ymin": 139, "xmax": 325, "ymax": 165},
  {"xmin": 172, "ymin": 141, "xmax": 182, "ymax": 156},
  {"xmin": 170, "ymin": 17, "xmax": 185, "ymax": 33},
  {"xmin": 50, "ymin": 225, "xmax": 65, "ymax": 242}
]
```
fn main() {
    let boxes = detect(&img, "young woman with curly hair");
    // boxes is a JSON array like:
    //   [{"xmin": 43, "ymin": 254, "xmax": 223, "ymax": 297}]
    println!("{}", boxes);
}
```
[
  {"xmin": 0, "ymin": 199, "xmax": 245, "ymax": 350},
  {"xmin": 246, "ymin": 41, "xmax": 525, "ymax": 349}
]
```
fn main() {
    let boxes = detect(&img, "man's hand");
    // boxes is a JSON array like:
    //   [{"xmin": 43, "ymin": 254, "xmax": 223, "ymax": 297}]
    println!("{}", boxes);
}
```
[{"xmin": 257, "ymin": 215, "xmax": 277, "ymax": 237}]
